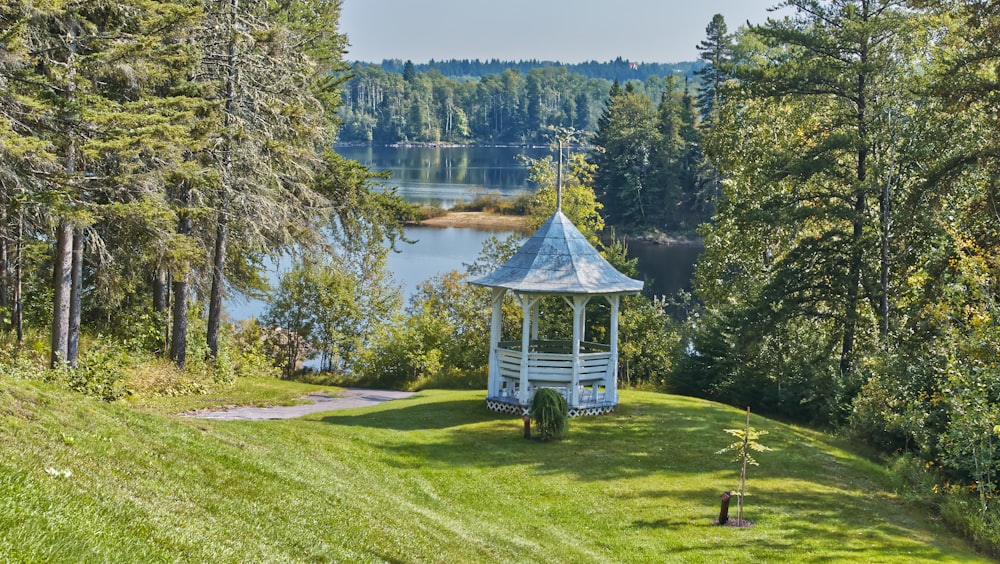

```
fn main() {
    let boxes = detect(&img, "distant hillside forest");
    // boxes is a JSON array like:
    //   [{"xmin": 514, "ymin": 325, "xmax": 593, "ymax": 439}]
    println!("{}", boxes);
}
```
[
  {"xmin": 372, "ymin": 57, "xmax": 703, "ymax": 82},
  {"xmin": 337, "ymin": 60, "xmax": 703, "ymax": 145}
]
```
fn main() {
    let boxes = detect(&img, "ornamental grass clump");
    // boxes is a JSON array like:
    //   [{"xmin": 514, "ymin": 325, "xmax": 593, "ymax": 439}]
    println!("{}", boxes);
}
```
[{"xmin": 530, "ymin": 387, "xmax": 569, "ymax": 441}]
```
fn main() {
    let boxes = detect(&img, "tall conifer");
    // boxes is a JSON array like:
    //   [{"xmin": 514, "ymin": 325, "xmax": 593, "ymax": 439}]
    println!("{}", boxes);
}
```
[{"xmin": 695, "ymin": 14, "xmax": 733, "ymax": 123}]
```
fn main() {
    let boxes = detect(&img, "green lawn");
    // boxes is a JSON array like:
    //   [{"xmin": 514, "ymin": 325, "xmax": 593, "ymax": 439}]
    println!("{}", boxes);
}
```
[{"xmin": 0, "ymin": 376, "xmax": 987, "ymax": 563}]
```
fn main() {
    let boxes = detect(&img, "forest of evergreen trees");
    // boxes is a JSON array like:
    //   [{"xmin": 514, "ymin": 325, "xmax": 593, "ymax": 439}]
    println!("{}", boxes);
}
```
[
  {"xmin": 337, "ymin": 62, "xmax": 702, "ymax": 146},
  {"xmin": 374, "ymin": 57, "xmax": 702, "ymax": 82},
  {"xmin": 338, "ymin": 61, "xmax": 717, "ymax": 231},
  {"xmin": 0, "ymin": 0, "xmax": 406, "ymax": 373}
]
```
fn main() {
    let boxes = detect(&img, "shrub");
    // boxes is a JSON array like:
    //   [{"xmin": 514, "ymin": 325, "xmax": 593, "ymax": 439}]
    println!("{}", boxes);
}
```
[
  {"xmin": 449, "ymin": 191, "xmax": 530, "ymax": 216},
  {"xmin": 64, "ymin": 340, "xmax": 135, "ymax": 401},
  {"xmin": 939, "ymin": 488, "xmax": 1000, "ymax": 558},
  {"xmin": 415, "ymin": 204, "xmax": 448, "ymax": 220},
  {"xmin": 125, "ymin": 358, "xmax": 209, "ymax": 398},
  {"xmin": 530, "ymin": 387, "xmax": 569, "ymax": 441},
  {"xmin": 0, "ymin": 344, "xmax": 46, "ymax": 381}
]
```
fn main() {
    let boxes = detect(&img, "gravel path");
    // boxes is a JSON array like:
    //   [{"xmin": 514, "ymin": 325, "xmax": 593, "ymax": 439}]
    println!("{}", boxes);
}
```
[{"xmin": 180, "ymin": 388, "xmax": 416, "ymax": 421}]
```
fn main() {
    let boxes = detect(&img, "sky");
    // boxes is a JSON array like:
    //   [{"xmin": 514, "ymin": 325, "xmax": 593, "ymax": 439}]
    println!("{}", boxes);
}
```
[{"xmin": 340, "ymin": 0, "xmax": 783, "ymax": 65}]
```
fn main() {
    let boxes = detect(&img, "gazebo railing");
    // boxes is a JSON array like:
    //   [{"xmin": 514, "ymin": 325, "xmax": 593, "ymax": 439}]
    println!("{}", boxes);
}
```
[
  {"xmin": 498, "ymin": 339, "xmax": 610, "ymax": 354},
  {"xmin": 493, "ymin": 340, "xmax": 613, "ymax": 408}
]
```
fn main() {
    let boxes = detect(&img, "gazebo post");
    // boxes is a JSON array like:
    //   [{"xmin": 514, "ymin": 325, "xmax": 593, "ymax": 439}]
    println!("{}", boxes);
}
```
[
  {"xmin": 488, "ymin": 287, "xmax": 505, "ymax": 398},
  {"xmin": 530, "ymin": 300, "xmax": 540, "ymax": 341},
  {"xmin": 607, "ymin": 294, "xmax": 621, "ymax": 404},
  {"xmin": 570, "ymin": 295, "xmax": 589, "ymax": 407},
  {"xmin": 518, "ymin": 293, "xmax": 536, "ymax": 405}
]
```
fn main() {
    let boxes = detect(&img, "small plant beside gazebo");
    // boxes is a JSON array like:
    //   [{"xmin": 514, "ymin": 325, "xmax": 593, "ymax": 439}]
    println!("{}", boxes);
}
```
[{"xmin": 529, "ymin": 388, "xmax": 569, "ymax": 441}]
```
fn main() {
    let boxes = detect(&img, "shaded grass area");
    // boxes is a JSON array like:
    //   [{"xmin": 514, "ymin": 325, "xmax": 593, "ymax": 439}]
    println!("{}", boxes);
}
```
[{"xmin": 0, "ymin": 378, "xmax": 987, "ymax": 563}]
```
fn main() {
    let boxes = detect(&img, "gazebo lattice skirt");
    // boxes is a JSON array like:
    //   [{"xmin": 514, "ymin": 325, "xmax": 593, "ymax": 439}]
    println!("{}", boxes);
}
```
[{"xmin": 486, "ymin": 394, "xmax": 617, "ymax": 418}]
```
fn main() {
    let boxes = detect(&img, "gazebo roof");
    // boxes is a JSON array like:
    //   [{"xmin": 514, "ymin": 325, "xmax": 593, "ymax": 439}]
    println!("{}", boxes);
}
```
[{"xmin": 470, "ymin": 211, "xmax": 644, "ymax": 295}]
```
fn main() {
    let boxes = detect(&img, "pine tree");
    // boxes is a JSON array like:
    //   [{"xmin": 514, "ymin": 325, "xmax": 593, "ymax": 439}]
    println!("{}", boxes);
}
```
[
  {"xmin": 195, "ymin": 0, "xmax": 349, "ymax": 359},
  {"xmin": 688, "ymin": 0, "xmax": 919, "ymax": 416},
  {"xmin": 695, "ymin": 14, "xmax": 733, "ymax": 123}
]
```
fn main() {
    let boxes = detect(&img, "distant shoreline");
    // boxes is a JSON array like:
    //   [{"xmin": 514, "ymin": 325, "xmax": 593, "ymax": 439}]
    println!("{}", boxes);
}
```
[
  {"xmin": 411, "ymin": 210, "xmax": 704, "ymax": 246},
  {"xmin": 335, "ymin": 141, "xmax": 583, "ymax": 150},
  {"xmin": 412, "ymin": 211, "xmax": 527, "ymax": 232}
]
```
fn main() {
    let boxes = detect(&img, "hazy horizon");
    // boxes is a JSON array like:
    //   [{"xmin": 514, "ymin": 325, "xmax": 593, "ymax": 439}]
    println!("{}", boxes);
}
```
[{"xmin": 341, "ymin": 0, "xmax": 782, "ymax": 65}]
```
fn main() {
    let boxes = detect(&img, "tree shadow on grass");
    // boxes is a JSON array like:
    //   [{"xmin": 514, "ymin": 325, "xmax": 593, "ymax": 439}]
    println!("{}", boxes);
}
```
[
  {"xmin": 317, "ymin": 394, "xmax": 893, "ymax": 520},
  {"xmin": 318, "ymin": 396, "xmax": 509, "ymax": 431}
]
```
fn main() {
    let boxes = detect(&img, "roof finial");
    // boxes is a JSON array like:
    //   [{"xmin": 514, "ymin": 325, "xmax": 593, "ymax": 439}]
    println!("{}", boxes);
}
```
[{"xmin": 556, "ymin": 138, "xmax": 563, "ymax": 213}]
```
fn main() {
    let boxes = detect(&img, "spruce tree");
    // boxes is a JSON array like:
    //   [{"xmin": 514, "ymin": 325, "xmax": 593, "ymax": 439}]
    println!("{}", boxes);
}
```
[
  {"xmin": 695, "ymin": 14, "xmax": 733, "ymax": 124},
  {"xmin": 195, "ymin": 0, "xmax": 349, "ymax": 359},
  {"xmin": 590, "ymin": 81, "xmax": 660, "ymax": 226}
]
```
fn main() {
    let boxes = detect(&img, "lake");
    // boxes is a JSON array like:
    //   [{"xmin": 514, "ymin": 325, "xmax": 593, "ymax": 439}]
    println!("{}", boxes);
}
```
[
  {"xmin": 228, "ymin": 145, "xmax": 701, "ymax": 320},
  {"xmin": 336, "ymin": 145, "xmax": 550, "ymax": 208}
]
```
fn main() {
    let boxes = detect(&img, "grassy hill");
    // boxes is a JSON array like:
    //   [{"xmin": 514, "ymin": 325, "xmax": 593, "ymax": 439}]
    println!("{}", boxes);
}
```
[{"xmin": 0, "ymin": 376, "xmax": 987, "ymax": 563}]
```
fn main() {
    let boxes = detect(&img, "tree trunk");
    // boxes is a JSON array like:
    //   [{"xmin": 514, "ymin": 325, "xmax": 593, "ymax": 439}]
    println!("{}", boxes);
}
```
[
  {"xmin": 0, "ymin": 213, "xmax": 8, "ymax": 320},
  {"xmin": 169, "ymin": 190, "xmax": 193, "ymax": 369},
  {"xmin": 169, "ymin": 274, "xmax": 189, "ymax": 369},
  {"xmin": 206, "ymin": 0, "xmax": 238, "ymax": 359},
  {"xmin": 67, "ymin": 227, "xmax": 83, "ymax": 366},
  {"xmin": 717, "ymin": 491, "xmax": 732, "ymax": 525},
  {"xmin": 841, "ymin": 195, "xmax": 864, "ymax": 379},
  {"xmin": 14, "ymin": 209, "xmax": 23, "ymax": 343},
  {"xmin": 841, "ymin": 65, "xmax": 869, "ymax": 380},
  {"xmin": 206, "ymin": 217, "xmax": 227, "ymax": 358},
  {"xmin": 52, "ymin": 16, "xmax": 77, "ymax": 368},
  {"xmin": 50, "ymin": 219, "xmax": 73, "ymax": 367},
  {"xmin": 153, "ymin": 268, "xmax": 169, "ymax": 354},
  {"xmin": 153, "ymin": 269, "xmax": 169, "ymax": 312},
  {"xmin": 880, "ymin": 133, "xmax": 896, "ymax": 341}
]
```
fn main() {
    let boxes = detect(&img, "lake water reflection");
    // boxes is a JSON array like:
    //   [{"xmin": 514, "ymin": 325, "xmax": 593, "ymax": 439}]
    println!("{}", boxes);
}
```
[
  {"xmin": 336, "ymin": 144, "xmax": 702, "ymax": 297},
  {"xmin": 336, "ymin": 145, "xmax": 550, "ymax": 208},
  {"xmin": 389, "ymin": 227, "xmax": 701, "ymax": 302}
]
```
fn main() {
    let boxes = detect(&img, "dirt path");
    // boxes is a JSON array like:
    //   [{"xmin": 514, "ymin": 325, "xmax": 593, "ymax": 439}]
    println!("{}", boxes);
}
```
[{"xmin": 180, "ymin": 388, "xmax": 416, "ymax": 421}]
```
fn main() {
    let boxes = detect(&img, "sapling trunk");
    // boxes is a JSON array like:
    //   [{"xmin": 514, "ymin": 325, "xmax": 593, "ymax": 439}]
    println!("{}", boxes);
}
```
[{"xmin": 738, "ymin": 406, "xmax": 750, "ymax": 523}]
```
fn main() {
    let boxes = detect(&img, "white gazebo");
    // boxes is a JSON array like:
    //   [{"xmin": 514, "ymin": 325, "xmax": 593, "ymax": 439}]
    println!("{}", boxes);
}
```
[{"xmin": 470, "ymin": 202, "xmax": 643, "ymax": 417}]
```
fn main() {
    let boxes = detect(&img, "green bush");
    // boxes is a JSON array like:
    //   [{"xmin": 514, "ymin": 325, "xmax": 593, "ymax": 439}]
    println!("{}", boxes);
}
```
[
  {"xmin": 530, "ymin": 387, "xmax": 569, "ymax": 441},
  {"xmin": 415, "ymin": 204, "xmax": 448, "ymax": 220},
  {"xmin": 64, "ymin": 341, "xmax": 135, "ymax": 401},
  {"xmin": 449, "ymin": 190, "xmax": 529, "ymax": 215},
  {"xmin": 411, "ymin": 365, "xmax": 486, "ymax": 391},
  {"xmin": 0, "ymin": 342, "xmax": 46, "ymax": 381}
]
